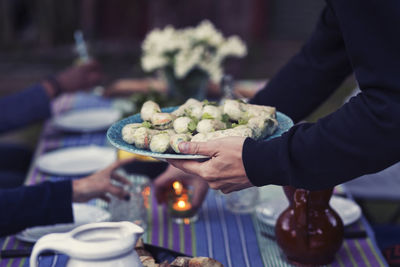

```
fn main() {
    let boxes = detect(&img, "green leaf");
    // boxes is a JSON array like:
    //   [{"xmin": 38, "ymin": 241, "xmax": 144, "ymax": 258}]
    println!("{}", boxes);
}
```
[
  {"xmin": 142, "ymin": 121, "xmax": 152, "ymax": 128},
  {"xmin": 188, "ymin": 120, "xmax": 198, "ymax": 132},
  {"xmin": 238, "ymin": 118, "xmax": 248, "ymax": 125},
  {"xmin": 221, "ymin": 114, "xmax": 230, "ymax": 123},
  {"xmin": 202, "ymin": 99, "xmax": 217, "ymax": 106},
  {"xmin": 201, "ymin": 113, "xmax": 214, "ymax": 120}
]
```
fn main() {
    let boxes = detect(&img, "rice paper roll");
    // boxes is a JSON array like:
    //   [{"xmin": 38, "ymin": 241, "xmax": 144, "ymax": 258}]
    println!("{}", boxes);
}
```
[
  {"xmin": 132, "ymin": 127, "xmax": 156, "ymax": 149},
  {"xmin": 196, "ymin": 119, "xmax": 226, "ymax": 133},
  {"xmin": 245, "ymin": 103, "xmax": 276, "ymax": 119},
  {"xmin": 186, "ymin": 102, "xmax": 203, "ymax": 120},
  {"xmin": 202, "ymin": 105, "xmax": 222, "ymax": 121},
  {"xmin": 173, "ymin": 116, "xmax": 195, "ymax": 134},
  {"xmin": 172, "ymin": 98, "xmax": 202, "ymax": 117},
  {"xmin": 191, "ymin": 133, "xmax": 208, "ymax": 142},
  {"xmin": 141, "ymin": 100, "xmax": 161, "ymax": 121},
  {"xmin": 264, "ymin": 117, "xmax": 278, "ymax": 136},
  {"xmin": 170, "ymin": 134, "xmax": 191, "ymax": 153},
  {"xmin": 222, "ymin": 99, "xmax": 245, "ymax": 121},
  {"xmin": 150, "ymin": 133, "xmax": 171, "ymax": 153},
  {"xmin": 231, "ymin": 125, "xmax": 255, "ymax": 139},
  {"xmin": 192, "ymin": 125, "xmax": 254, "ymax": 142},
  {"xmin": 121, "ymin": 123, "xmax": 143, "ymax": 144},
  {"xmin": 247, "ymin": 117, "xmax": 270, "ymax": 139},
  {"xmin": 151, "ymin": 113, "xmax": 174, "ymax": 130}
]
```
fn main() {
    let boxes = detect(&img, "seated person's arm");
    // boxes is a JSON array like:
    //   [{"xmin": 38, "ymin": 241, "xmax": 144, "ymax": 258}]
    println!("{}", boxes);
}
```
[
  {"xmin": 0, "ymin": 61, "xmax": 102, "ymax": 134},
  {"xmin": 0, "ymin": 159, "xmax": 131, "ymax": 237}
]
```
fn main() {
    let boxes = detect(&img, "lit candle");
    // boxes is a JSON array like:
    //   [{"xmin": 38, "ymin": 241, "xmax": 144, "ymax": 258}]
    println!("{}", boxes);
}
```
[
  {"xmin": 172, "ymin": 181, "xmax": 183, "ymax": 196},
  {"xmin": 172, "ymin": 197, "xmax": 192, "ymax": 212},
  {"xmin": 169, "ymin": 181, "xmax": 195, "ymax": 220}
]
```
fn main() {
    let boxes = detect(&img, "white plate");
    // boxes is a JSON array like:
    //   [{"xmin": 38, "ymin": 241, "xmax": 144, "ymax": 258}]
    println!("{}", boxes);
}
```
[
  {"xmin": 36, "ymin": 146, "xmax": 116, "ymax": 176},
  {"xmin": 53, "ymin": 107, "xmax": 121, "ymax": 132},
  {"xmin": 16, "ymin": 203, "xmax": 111, "ymax": 243},
  {"xmin": 255, "ymin": 193, "xmax": 361, "ymax": 227}
]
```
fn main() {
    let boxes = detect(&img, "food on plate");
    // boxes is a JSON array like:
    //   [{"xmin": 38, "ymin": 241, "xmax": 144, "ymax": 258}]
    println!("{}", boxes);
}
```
[
  {"xmin": 173, "ymin": 116, "xmax": 194, "ymax": 134},
  {"xmin": 134, "ymin": 238, "xmax": 224, "ymax": 267},
  {"xmin": 171, "ymin": 256, "xmax": 224, "ymax": 267},
  {"xmin": 221, "ymin": 99, "xmax": 243, "ymax": 121},
  {"xmin": 141, "ymin": 100, "xmax": 161, "ymax": 121},
  {"xmin": 196, "ymin": 119, "xmax": 226, "ymax": 133},
  {"xmin": 132, "ymin": 127, "xmax": 154, "ymax": 149},
  {"xmin": 121, "ymin": 123, "xmax": 143, "ymax": 144},
  {"xmin": 150, "ymin": 132, "xmax": 171, "ymax": 153},
  {"xmin": 202, "ymin": 105, "xmax": 222, "ymax": 121},
  {"xmin": 151, "ymin": 113, "xmax": 174, "ymax": 130},
  {"xmin": 172, "ymin": 98, "xmax": 203, "ymax": 119},
  {"xmin": 121, "ymin": 98, "xmax": 278, "ymax": 154},
  {"xmin": 247, "ymin": 116, "xmax": 277, "ymax": 139},
  {"xmin": 192, "ymin": 125, "xmax": 254, "ymax": 142},
  {"xmin": 170, "ymin": 134, "xmax": 191, "ymax": 153}
]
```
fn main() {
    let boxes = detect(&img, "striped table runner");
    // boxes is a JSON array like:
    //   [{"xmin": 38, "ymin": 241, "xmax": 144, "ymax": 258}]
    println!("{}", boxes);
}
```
[
  {"xmin": 0, "ymin": 93, "xmax": 389, "ymax": 267},
  {"xmin": 254, "ymin": 217, "xmax": 387, "ymax": 267},
  {"xmin": 143, "ymin": 189, "xmax": 264, "ymax": 267}
]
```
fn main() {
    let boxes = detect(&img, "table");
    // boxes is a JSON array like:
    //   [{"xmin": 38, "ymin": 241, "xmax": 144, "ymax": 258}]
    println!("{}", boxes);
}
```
[{"xmin": 0, "ymin": 92, "xmax": 389, "ymax": 267}]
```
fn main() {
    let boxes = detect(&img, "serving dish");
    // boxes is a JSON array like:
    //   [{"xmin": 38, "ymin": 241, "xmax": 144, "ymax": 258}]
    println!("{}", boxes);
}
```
[{"xmin": 107, "ymin": 107, "xmax": 293, "ymax": 160}]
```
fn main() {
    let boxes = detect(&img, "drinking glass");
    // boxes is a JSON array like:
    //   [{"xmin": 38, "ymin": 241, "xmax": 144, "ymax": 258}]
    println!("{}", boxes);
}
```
[
  {"xmin": 108, "ymin": 168, "xmax": 150, "ymax": 231},
  {"xmin": 225, "ymin": 187, "xmax": 260, "ymax": 214}
]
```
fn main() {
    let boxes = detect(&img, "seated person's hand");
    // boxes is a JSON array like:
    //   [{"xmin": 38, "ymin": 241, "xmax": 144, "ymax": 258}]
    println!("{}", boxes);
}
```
[
  {"xmin": 72, "ymin": 159, "xmax": 134, "ymax": 203},
  {"xmin": 57, "ymin": 60, "xmax": 103, "ymax": 93},
  {"xmin": 153, "ymin": 165, "xmax": 209, "ymax": 211},
  {"xmin": 43, "ymin": 61, "xmax": 103, "ymax": 98},
  {"xmin": 103, "ymin": 78, "xmax": 166, "ymax": 97}
]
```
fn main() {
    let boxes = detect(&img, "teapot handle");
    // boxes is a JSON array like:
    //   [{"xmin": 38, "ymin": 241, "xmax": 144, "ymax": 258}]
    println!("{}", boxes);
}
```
[{"xmin": 30, "ymin": 233, "xmax": 71, "ymax": 267}]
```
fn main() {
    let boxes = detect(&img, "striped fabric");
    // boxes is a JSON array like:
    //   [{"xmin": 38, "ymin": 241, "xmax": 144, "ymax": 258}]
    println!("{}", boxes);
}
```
[{"xmin": 0, "ymin": 93, "xmax": 389, "ymax": 267}]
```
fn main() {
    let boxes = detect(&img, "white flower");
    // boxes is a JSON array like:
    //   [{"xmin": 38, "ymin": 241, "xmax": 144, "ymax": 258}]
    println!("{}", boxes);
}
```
[
  {"xmin": 141, "ymin": 55, "xmax": 168, "ymax": 72},
  {"xmin": 140, "ymin": 20, "xmax": 247, "ymax": 83},
  {"xmin": 218, "ymin": 36, "xmax": 247, "ymax": 58}
]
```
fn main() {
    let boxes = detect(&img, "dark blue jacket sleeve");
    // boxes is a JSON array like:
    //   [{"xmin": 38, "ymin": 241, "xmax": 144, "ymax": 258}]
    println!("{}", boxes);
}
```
[
  {"xmin": 244, "ymin": 1, "xmax": 400, "ymax": 190},
  {"xmin": 250, "ymin": 5, "xmax": 352, "ymax": 122},
  {"xmin": 0, "ymin": 84, "xmax": 52, "ymax": 134},
  {"xmin": 0, "ymin": 180, "xmax": 73, "ymax": 237}
]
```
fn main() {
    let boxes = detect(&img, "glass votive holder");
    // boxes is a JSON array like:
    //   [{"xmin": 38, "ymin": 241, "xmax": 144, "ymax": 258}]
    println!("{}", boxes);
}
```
[
  {"xmin": 167, "ymin": 181, "xmax": 199, "ymax": 224},
  {"xmin": 108, "ymin": 168, "xmax": 151, "ymax": 231},
  {"xmin": 225, "ymin": 187, "xmax": 260, "ymax": 214}
]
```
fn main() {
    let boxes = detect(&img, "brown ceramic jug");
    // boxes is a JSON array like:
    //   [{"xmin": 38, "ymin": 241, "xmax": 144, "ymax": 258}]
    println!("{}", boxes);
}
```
[{"xmin": 275, "ymin": 186, "xmax": 344, "ymax": 266}]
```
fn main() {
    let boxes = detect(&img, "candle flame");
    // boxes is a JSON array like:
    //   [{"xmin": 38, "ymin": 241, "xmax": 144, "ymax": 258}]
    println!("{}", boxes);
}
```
[
  {"xmin": 177, "ymin": 200, "xmax": 186, "ymax": 208},
  {"xmin": 173, "ymin": 181, "xmax": 183, "ymax": 195}
]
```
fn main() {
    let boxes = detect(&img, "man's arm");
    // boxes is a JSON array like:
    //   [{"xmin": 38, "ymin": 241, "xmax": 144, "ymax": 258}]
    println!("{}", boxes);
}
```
[
  {"xmin": 0, "ymin": 84, "xmax": 52, "ymax": 134},
  {"xmin": 244, "ymin": 0, "xmax": 400, "ymax": 189},
  {"xmin": 251, "ymin": 6, "xmax": 352, "ymax": 122},
  {"xmin": 0, "ymin": 61, "xmax": 103, "ymax": 134},
  {"xmin": 0, "ymin": 180, "xmax": 73, "ymax": 237}
]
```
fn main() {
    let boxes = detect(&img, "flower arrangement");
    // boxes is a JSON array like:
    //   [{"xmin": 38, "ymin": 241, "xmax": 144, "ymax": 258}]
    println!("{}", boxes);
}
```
[{"xmin": 141, "ymin": 20, "xmax": 247, "ymax": 83}]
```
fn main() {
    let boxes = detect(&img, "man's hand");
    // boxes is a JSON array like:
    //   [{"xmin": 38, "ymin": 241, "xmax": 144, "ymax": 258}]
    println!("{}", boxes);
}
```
[
  {"xmin": 55, "ymin": 61, "xmax": 103, "ymax": 95},
  {"xmin": 103, "ymin": 78, "xmax": 165, "ymax": 97},
  {"xmin": 167, "ymin": 137, "xmax": 253, "ymax": 194},
  {"xmin": 72, "ymin": 159, "xmax": 134, "ymax": 203},
  {"xmin": 153, "ymin": 165, "xmax": 209, "ymax": 211}
]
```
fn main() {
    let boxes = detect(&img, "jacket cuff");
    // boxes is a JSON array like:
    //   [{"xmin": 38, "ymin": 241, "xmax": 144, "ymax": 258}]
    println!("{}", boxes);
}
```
[
  {"xmin": 242, "ymin": 137, "xmax": 289, "ymax": 187},
  {"xmin": 46, "ymin": 180, "xmax": 73, "ymax": 224}
]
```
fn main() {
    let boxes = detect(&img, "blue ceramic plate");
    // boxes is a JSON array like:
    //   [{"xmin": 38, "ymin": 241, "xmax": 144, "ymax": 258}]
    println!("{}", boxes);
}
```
[{"xmin": 107, "ymin": 107, "xmax": 293, "ymax": 160}]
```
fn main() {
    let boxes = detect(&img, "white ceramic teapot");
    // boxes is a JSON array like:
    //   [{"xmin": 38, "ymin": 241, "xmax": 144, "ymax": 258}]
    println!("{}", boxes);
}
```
[{"xmin": 30, "ymin": 221, "xmax": 144, "ymax": 267}]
